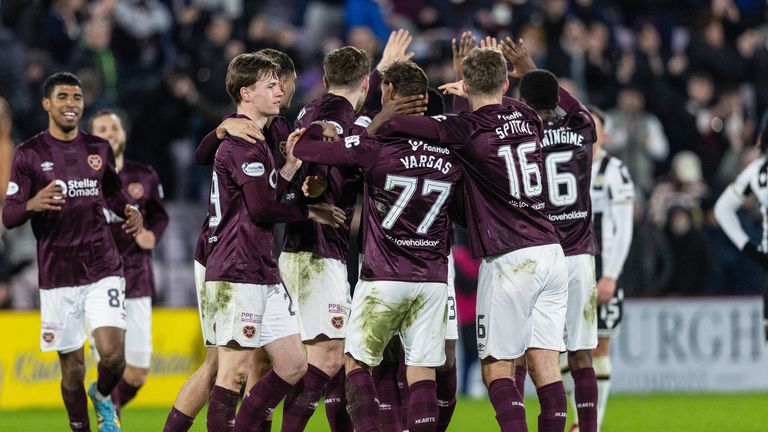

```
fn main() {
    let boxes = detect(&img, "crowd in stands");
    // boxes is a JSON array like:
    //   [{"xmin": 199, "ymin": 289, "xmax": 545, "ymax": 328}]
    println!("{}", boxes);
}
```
[{"xmin": 0, "ymin": 0, "xmax": 767, "ymax": 310}]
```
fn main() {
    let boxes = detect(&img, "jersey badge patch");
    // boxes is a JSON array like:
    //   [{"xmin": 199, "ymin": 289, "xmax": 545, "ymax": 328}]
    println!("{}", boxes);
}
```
[
  {"xmin": 128, "ymin": 182, "xmax": 145, "ymax": 200},
  {"xmin": 6, "ymin": 181, "xmax": 18, "ymax": 196},
  {"xmin": 87, "ymin": 154, "xmax": 103, "ymax": 171},
  {"xmin": 331, "ymin": 316, "xmax": 344, "ymax": 329},
  {"xmin": 243, "ymin": 325, "xmax": 256, "ymax": 339}
]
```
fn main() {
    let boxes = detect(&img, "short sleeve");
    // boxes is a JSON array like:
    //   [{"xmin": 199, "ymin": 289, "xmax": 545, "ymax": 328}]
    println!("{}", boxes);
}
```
[
  {"xmin": 729, "ymin": 159, "xmax": 761, "ymax": 200},
  {"xmin": 6, "ymin": 149, "xmax": 34, "ymax": 204}
]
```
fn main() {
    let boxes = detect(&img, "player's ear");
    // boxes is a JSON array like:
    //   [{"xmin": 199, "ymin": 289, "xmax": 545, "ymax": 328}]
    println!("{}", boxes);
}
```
[
  {"xmin": 502, "ymin": 79, "xmax": 510, "ymax": 94},
  {"xmin": 239, "ymin": 87, "xmax": 249, "ymax": 103},
  {"xmin": 362, "ymin": 75, "xmax": 370, "ymax": 92},
  {"xmin": 461, "ymin": 80, "xmax": 469, "ymax": 95},
  {"xmin": 322, "ymin": 76, "xmax": 329, "ymax": 90},
  {"xmin": 42, "ymin": 96, "xmax": 51, "ymax": 112}
]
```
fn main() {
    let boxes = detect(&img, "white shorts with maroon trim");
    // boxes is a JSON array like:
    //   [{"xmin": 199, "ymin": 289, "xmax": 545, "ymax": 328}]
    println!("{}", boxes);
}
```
[
  {"xmin": 202, "ymin": 280, "xmax": 299, "ymax": 348},
  {"xmin": 346, "ymin": 280, "xmax": 448, "ymax": 367},
  {"xmin": 278, "ymin": 252, "xmax": 351, "ymax": 341},
  {"xmin": 40, "ymin": 276, "xmax": 127, "ymax": 353},
  {"xmin": 194, "ymin": 260, "xmax": 215, "ymax": 347},
  {"xmin": 564, "ymin": 254, "xmax": 598, "ymax": 351},
  {"xmin": 476, "ymin": 244, "xmax": 568, "ymax": 360},
  {"xmin": 124, "ymin": 296, "xmax": 153, "ymax": 368}
]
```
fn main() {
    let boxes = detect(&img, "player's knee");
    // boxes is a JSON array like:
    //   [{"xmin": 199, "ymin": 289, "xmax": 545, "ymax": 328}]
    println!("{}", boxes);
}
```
[
  {"xmin": 221, "ymin": 365, "xmax": 250, "ymax": 389},
  {"xmin": 99, "ymin": 352, "xmax": 126, "ymax": 374},
  {"xmin": 276, "ymin": 356, "xmax": 308, "ymax": 385},
  {"xmin": 593, "ymin": 355, "xmax": 612, "ymax": 378},
  {"xmin": 124, "ymin": 367, "xmax": 150, "ymax": 387},
  {"xmin": 567, "ymin": 350, "xmax": 593, "ymax": 371},
  {"xmin": 61, "ymin": 362, "xmax": 87, "ymax": 386},
  {"xmin": 317, "ymin": 353, "xmax": 344, "ymax": 377}
]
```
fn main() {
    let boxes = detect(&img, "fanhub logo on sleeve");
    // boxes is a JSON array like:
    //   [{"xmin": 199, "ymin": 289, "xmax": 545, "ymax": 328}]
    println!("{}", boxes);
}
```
[{"xmin": 58, "ymin": 178, "xmax": 99, "ymax": 198}]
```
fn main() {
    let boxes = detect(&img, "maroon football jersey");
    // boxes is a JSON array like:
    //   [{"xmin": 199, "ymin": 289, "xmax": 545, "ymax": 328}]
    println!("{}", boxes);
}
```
[
  {"xmin": 294, "ymin": 124, "xmax": 461, "ymax": 282},
  {"xmin": 107, "ymin": 160, "xmax": 168, "ymax": 297},
  {"xmin": 381, "ymin": 100, "xmax": 560, "ymax": 258},
  {"xmin": 3, "ymin": 131, "xmax": 133, "ymax": 288},
  {"xmin": 539, "ymin": 88, "xmax": 598, "ymax": 256},
  {"xmin": 282, "ymin": 93, "xmax": 361, "ymax": 261},
  {"xmin": 205, "ymin": 129, "xmax": 307, "ymax": 285}
]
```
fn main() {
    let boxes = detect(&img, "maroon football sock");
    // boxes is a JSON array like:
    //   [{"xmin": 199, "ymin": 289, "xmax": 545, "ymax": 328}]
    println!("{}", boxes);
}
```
[
  {"xmin": 572, "ymin": 367, "xmax": 598, "ymax": 432},
  {"xmin": 435, "ymin": 364, "xmax": 457, "ymax": 432},
  {"xmin": 488, "ymin": 378, "xmax": 528, "ymax": 432},
  {"xmin": 235, "ymin": 371, "xmax": 293, "ymax": 432},
  {"xmin": 61, "ymin": 383, "xmax": 90, "ymax": 431},
  {"xmin": 397, "ymin": 355, "xmax": 409, "ymax": 425},
  {"xmin": 206, "ymin": 385, "xmax": 239, "ymax": 432},
  {"xmin": 537, "ymin": 381, "xmax": 567, "ymax": 432},
  {"xmin": 325, "ymin": 370, "xmax": 353, "ymax": 432},
  {"xmin": 163, "ymin": 406, "xmax": 194, "ymax": 432},
  {"xmin": 345, "ymin": 368, "xmax": 382, "ymax": 432},
  {"xmin": 514, "ymin": 365, "xmax": 527, "ymax": 399},
  {"xmin": 280, "ymin": 364, "xmax": 331, "ymax": 431},
  {"xmin": 112, "ymin": 379, "xmax": 140, "ymax": 412},
  {"xmin": 97, "ymin": 362, "xmax": 123, "ymax": 397},
  {"xmin": 408, "ymin": 380, "xmax": 439, "ymax": 432},
  {"xmin": 375, "ymin": 361, "xmax": 402, "ymax": 432}
]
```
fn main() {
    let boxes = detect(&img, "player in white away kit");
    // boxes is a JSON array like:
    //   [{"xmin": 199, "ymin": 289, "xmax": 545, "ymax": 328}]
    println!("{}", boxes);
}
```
[
  {"xmin": 715, "ymin": 125, "xmax": 768, "ymax": 341},
  {"xmin": 589, "ymin": 108, "xmax": 634, "ymax": 431}
]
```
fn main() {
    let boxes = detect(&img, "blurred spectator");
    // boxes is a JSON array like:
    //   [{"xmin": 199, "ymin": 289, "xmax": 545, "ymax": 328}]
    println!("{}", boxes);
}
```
[
  {"xmin": 605, "ymin": 86, "xmax": 669, "ymax": 194},
  {"xmin": 302, "ymin": 0, "xmax": 345, "ymax": 58},
  {"xmin": 649, "ymin": 151, "xmax": 709, "ymax": 228},
  {"xmin": 622, "ymin": 201, "xmax": 674, "ymax": 297},
  {"xmin": 0, "ymin": 23, "xmax": 31, "ymax": 118},
  {"xmin": 43, "ymin": 0, "xmax": 84, "ymax": 64},
  {"xmin": 70, "ymin": 16, "xmax": 119, "ymax": 103},
  {"xmin": 663, "ymin": 205, "xmax": 713, "ymax": 295}
]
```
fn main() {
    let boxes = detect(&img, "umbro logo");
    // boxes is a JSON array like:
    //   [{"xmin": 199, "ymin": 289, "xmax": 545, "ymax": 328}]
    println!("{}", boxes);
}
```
[{"xmin": 41, "ymin": 161, "xmax": 54, "ymax": 171}]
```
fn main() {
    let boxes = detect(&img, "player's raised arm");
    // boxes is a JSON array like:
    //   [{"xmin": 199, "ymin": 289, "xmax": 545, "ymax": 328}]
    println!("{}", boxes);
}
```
[{"xmin": 294, "ymin": 124, "xmax": 378, "ymax": 168}]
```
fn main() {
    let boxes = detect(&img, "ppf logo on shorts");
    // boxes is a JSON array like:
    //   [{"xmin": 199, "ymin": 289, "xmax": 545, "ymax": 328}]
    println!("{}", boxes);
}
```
[
  {"xmin": 328, "ymin": 303, "xmax": 346, "ymax": 314},
  {"xmin": 58, "ymin": 178, "xmax": 99, "ymax": 198},
  {"xmin": 241, "ymin": 312, "xmax": 263, "ymax": 324},
  {"xmin": 243, "ymin": 325, "xmax": 256, "ymax": 339}
]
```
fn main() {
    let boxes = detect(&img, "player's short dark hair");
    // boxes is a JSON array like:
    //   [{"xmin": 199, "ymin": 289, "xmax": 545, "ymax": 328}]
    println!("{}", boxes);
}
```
[
  {"xmin": 381, "ymin": 60, "xmax": 428, "ymax": 98},
  {"xmin": 462, "ymin": 48, "xmax": 508, "ymax": 96},
  {"xmin": 225, "ymin": 53, "xmax": 280, "ymax": 104},
  {"xmin": 323, "ymin": 46, "xmax": 371, "ymax": 89},
  {"xmin": 426, "ymin": 87, "xmax": 445, "ymax": 117},
  {"xmin": 587, "ymin": 105, "xmax": 605, "ymax": 125},
  {"xmin": 256, "ymin": 48, "xmax": 295, "ymax": 77},
  {"xmin": 519, "ymin": 69, "xmax": 559, "ymax": 110},
  {"xmin": 43, "ymin": 72, "xmax": 81, "ymax": 98},
  {"xmin": 87, "ymin": 108, "xmax": 127, "ymax": 132}
]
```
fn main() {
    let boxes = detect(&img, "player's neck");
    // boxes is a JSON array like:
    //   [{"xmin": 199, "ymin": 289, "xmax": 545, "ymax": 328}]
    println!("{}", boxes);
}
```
[
  {"xmin": 236, "ymin": 105, "xmax": 269, "ymax": 131},
  {"xmin": 537, "ymin": 109, "xmax": 556, "ymax": 122},
  {"xmin": 328, "ymin": 88, "xmax": 361, "ymax": 112},
  {"xmin": 469, "ymin": 94, "xmax": 502, "ymax": 111},
  {"xmin": 48, "ymin": 123, "xmax": 79, "ymax": 142}
]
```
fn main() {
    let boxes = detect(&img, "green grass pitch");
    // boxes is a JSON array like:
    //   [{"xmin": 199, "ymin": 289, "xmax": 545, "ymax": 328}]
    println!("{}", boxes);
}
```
[{"xmin": 2, "ymin": 394, "xmax": 767, "ymax": 431}]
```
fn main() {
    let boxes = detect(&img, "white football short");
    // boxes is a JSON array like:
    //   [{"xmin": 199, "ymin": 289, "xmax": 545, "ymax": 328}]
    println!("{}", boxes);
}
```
[
  {"xmin": 40, "ymin": 276, "xmax": 127, "ymax": 353},
  {"xmin": 346, "ymin": 280, "xmax": 448, "ymax": 367},
  {"xmin": 202, "ymin": 280, "xmax": 299, "ymax": 348},
  {"xmin": 476, "ymin": 244, "xmax": 568, "ymax": 360},
  {"xmin": 124, "ymin": 296, "xmax": 153, "ymax": 368},
  {"xmin": 194, "ymin": 260, "xmax": 215, "ymax": 347},
  {"xmin": 279, "ymin": 252, "xmax": 351, "ymax": 341},
  {"xmin": 564, "ymin": 254, "xmax": 598, "ymax": 351},
  {"xmin": 446, "ymin": 251, "xmax": 458, "ymax": 341}
]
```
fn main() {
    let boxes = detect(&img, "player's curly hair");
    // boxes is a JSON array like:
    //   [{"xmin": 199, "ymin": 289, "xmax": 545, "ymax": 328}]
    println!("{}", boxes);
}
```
[
  {"xmin": 225, "ymin": 53, "xmax": 281, "ymax": 104},
  {"xmin": 462, "ymin": 48, "xmax": 507, "ymax": 96},
  {"xmin": 519, "ymin": 69, "xmax": 559, "ymax": 110},
  {"xmin": 43, "ymin": 72, "xmax": 81, "ymax": 98},
  {"xmin": 381, "ymin": 60, "xmax": 428, "ymax": 99},
  {"xmin": 323, "ymin": 46, "xmax": 371, "ymax": 89}
]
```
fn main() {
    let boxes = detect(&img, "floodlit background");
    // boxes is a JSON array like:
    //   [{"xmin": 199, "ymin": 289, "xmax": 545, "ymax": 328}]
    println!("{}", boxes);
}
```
[{"xmin": 1, "ymin": 0, "xmax": 768, "ymax": 430}]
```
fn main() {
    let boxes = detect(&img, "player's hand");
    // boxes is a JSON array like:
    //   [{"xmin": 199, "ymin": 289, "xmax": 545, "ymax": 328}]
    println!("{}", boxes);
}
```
[
  {"xmin": 122, "ymin": 204, "xmax": 144, "ymax": 235},
  {"xmin": 25, "ymin": 180, "xmax": 65, "ymax": 212},
  {"xmin": 307, "ymin": 203, "xmax": 346, "ymax": 228},
  {"xmin": 311, "ymin": 121, "xmax": 340, "ymax": 142},
  {"xmin": 500, "ymin": 37, "xmax": 537, "ymax": 78},
  {"xmin": 451, "ymin": 31, "xmax": 477, "ymax": 80},
  {"xmin": 217, "ymin": 117, "xmax": 264, "ymax": 143},
  {"xmin": 377, "ymin": 29, "xmax": 415, "ymax": 72},
  {"xmin": 438, "ymin": 80, "xmax": 467, "ymax": 98},
  {"xmin": 596, "ymin": 276, "xmax": 617, "ymax": 305},
  {"xmin": 479, "ymin": 35, "xmax": 500, "ymax": 51},
  {"xmin": 134, "ymin": 227, "xmax": 157, "ymax": 250},
  {"xmin": 742, "ymin": 243, "xmax": 768, "ymax": 270},
  {"xmin": 302, "ymin": 176, "xmax": 328, "ymax": 198},
  {"xmin": 367, "ymin": 84, "xmax": 427, "ymax": 134},
  {"xmin": 284, "ymin": 128, "xmax": 305, "ymax": 168}
]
